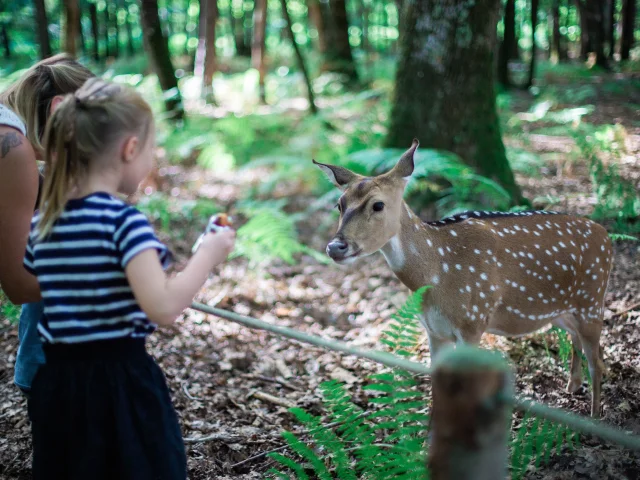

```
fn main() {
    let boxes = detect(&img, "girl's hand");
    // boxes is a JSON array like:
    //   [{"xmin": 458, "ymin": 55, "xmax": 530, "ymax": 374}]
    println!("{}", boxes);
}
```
[{"xmin": 200, "ymin": 228, "xmax": 236, "ymax": 263}]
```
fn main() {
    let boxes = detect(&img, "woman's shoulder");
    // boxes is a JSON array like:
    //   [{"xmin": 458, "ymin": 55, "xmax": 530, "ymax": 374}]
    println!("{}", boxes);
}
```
[{"xmin": 0, "ymin": 104, "xmax": 26, "ymax": 137}]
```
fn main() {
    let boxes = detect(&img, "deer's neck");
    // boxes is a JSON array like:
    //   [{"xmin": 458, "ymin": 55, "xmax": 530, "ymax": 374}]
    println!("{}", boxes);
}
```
[{"xmin": 379, "ymin": 202, "xmax": 441, "ymax": 291}]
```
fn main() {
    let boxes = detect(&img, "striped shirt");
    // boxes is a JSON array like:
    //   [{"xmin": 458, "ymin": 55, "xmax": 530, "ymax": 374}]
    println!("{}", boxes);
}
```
[{"xmin": 24, "ymin": 192, "xmax": 172, "ymax": 344}]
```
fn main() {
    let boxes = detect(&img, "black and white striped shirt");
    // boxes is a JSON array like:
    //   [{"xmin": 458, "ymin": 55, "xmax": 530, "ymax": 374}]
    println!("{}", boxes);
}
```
[{"xmin": 24, "ymin": 192, "xmax": 172, "ymax": 344}]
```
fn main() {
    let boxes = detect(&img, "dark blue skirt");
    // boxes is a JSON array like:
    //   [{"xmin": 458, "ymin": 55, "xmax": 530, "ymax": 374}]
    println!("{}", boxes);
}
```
[{"xmin": 28, "ymin": 338, "xmax": 187, "ymax": 480}]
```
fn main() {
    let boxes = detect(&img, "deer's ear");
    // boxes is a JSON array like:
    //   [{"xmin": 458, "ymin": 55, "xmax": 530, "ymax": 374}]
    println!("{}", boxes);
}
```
[
  {"xmin": 313, "ymin": 160, "xmax": 361, "ymax": 190},
  {"xmin": 390, "ymin": 138, "xmax": 419, "ymax": 182}
]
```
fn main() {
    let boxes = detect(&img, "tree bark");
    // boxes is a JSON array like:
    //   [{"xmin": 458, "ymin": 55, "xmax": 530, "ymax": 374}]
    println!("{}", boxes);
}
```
[
  {"xmin": 230, "ymin": 0, "xmax": 251, "ymax": 56},
  {"xmin": 34, "ymin": 0, "xmax": 52, "ymax": 58},
  {"xmin": 575, "ymin": 0, "xmax": 592, "ymax": 59},
  {"xmin": 103, "ymin": 1, "xmax": 111, "ymax": 57},
  {"xmin": 324, "ymin": 0, "xmax": 358, "ymax": 84},
  {"xmin": 202, "ymin": 0, "xmax": 218, "ymax": 100},
  {"xmin": 113, "ymin": 2, "xmax": 120, "ymax": 57},
  {"xmin": 385, "ymin": 0, "xmax": 525, "ymax": 205},
  {"xmin": 78, "ymin": 3, "xmax": 86, "ymax": 55},
  {"xmin": 280, "ymin": 0, "xmax": 318, "ymax": 115},
  {"xmin": 621, "ymin": 0, "xmax": 636, "ymax": 60},
  {"xmin": 89, "ymin": 2, "xmax": 100, "ymax": 61},
  {"xmin": 498, "ymin": 0, "xmax": 516, "ymax": 87},
  {"xmin": 526, "ymin": 0, "xmax": 539, "ymax": 88},
  {"xmin": 583, "ymin": 0, "xmax": 609, "ymax": 69},
  {"xmin": 1, "ymin": 21, "xmax": 10, "ymax": 59},
  {"xmin": 252, "ymin": 0, "xmax": 268, "ymax": 104},
  {"xmin": 140, "ymin": 0, "xmax": 184, "ymax": 120},
  {"xmin": 551, "ymin": 0, "xmax": 568, "ymax": 61},
  {"xmin": 606, "ymin": 0, "xmax": 615, "ymax": 58},
  {"xmin": 307, "ymin": 0, "xmax": 328, "ymax": 54},
  {"xmin": 63, "ymin": 0, "xmax": 80, "ymax": 56}
]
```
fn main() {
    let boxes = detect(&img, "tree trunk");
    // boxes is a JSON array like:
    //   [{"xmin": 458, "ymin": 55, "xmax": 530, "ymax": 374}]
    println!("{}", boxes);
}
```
[
  {"xmin": 78, "ymin": 3, "xmax": 87, "ymax": 55},
  {"xmin": 63, "ymin": 0, "xmax": 80, "ymax": 56},
  {"xmin": 498, "ymin": 0, "xmax": 516, "ymax": 87},
  {"xmin": 34, "ymin": 0, "xmax": 52, "ymax": 58},
  {"xmin": 575, "ymin": 0, "xmax": 592, "ymax": 59},
  {"xmin": 606, "ymin": 0, "xmax": 615, "ymax": 58},
  {"xmin": 202, "ymin": 0, "xmax": 218, "ymax": 100},
  {"xmin": 89, "ymin": 2, "xmax": 100, "ymax": 61},
  {"xmin": 385, "ymin": 0, "xmax": 525, "ymax": 206},
  {"xmin": 103, "ymin": 1, "xmax": 111, "ymax": 57},
  {"xmin": 1, "ymin": 22, "xmax": 10, "ymax": 59},
  {"xmin": 526, "ymin": 0, "xmax": 539, "ymax": 88},
  {"xmin": 280, "ymin": 0, "xmax": 317, "ymax": 115},
  {"xmin": 252, "ymin": 0, "xmax": 268, "ymax": 104},
  {"xmin": 113, "ymin": 2, "xmax": 120, "ymax": 57},
  {"xmin": 123, "ymin": 0, "xmax": 135, "ymax": 56},
  {"xmin": 621, "ymin": 0, "xmax": 636, "ymax": 60},
  {"xmin": 584, "ymin": 0, "xmax": 609, "ymax": 68},
  {"xmin": 307, "ymin": 0, "xmax": 328, "ymax": 54},
  {"xmin": 551, "ymin": 0, "xmax": 568, "ymax": 61},
  {"xmin": 231, "ymin": 0, "xmax": 251, "ymax": 56},
  {"xmin": 323, "ymin": 0, "xmax": 358, "ymax": 84},
  {"xmin": 140, "ymin": 0, "xmax": 184, "ymax": 120}
]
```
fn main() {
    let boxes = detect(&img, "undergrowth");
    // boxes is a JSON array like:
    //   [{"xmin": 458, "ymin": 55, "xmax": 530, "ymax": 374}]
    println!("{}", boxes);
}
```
[{"xmin": 268, "ymin": 288, "xmax": 580, "ymax": 479}]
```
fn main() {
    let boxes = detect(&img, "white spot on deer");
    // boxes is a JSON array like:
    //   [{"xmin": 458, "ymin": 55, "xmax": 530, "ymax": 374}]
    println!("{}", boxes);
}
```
[
  {"xmin": 465, "ymin": 285, "xmax": 471, "ymax": 292},
  {"xmin": 519, "ymin": 285, "xmax": 526, "ymax": 292},
  {"xmin": 534, "ymin": 244, "xmax": 540, "ymax": 249},
  {"xmin": 474, "ymin": 249, "xmax": 481, "ymax": 254},
  {"xmin": 559, "ymin": 242, "xmax": 566, "ymax": 248},
  {"xmin": 552, "ymin": 246, "xmax": 559, "ymax": 252},
  {"xmin": 480, "ymin": 273, "xmax": 488, "ymax": 280},
  {"xmin": 450, "ymin": 230, "xmax": 458, "ymax": 237},
  {"xmin": 438, "ymin": 247, "xmax": 445, "ymax": 256},
  {"xmin": 456, "ymin": 264, "xmax": 462, "ymax": 270},
  {"xmin": 534, "ymin": 231, "xmax": 541, "ymax": 237},
  {"xmin": 409, "ymin": 243, "xmax": 419, "ymax": 256},
  {"xmin": 562, "ymin": 265, "xmax": 568, "ymax": 271},
  {"xmin": 469, "ymin": 266, "xmax": 476, "ymax": 272},
  {"xmin": 592, "ymin": 274, "xmax": 597, "ymax": 280},
  {"xmin": 431, "ymin": 275, "xmax": 440, "ymax": 285},
  {"xmin": 487, "ymin": 249, "xmax": 493, "ymax": 255},
  {"xmin": 472, "ymin": 305, "xmax": 478, "ymax": 312},
  {"xmin": 427, "ymin": 239, "xmax": 433, "ymax": 247}
]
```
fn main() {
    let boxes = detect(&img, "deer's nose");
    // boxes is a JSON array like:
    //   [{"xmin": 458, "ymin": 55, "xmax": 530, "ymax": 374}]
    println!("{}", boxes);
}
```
[{"xmin": 326, "ymin": 239, "xmax": 349, "ymax": 258}]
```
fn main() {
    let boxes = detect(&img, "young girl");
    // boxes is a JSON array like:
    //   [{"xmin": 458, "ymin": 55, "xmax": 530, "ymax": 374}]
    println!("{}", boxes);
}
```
[{"xmin": 25, "ymin": 78, "xmax": 235, "ymax": 479}]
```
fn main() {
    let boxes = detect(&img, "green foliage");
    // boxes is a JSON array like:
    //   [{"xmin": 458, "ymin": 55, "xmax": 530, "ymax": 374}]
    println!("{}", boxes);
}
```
[
  {"xmin": 609, "ymin": 233, "xmax": 639, "ymax": 242},
  {"xmin": 267, "ymin": 287, "xmax": 431, "ymax": 480},
  {"xmin": 572, "ymin": 124, "xmax": 640, "ymax": 227},
  {"xmin": 0, "ymin": 289, "xmax": 21, "ymax": 324},
  {"xmin": 510, "ymin": 412, "xmax": 580, "ymax": 480}
]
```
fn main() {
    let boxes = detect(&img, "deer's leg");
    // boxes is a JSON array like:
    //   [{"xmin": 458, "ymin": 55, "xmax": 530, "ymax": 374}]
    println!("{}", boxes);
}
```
[
  {"xmin": 578, "ymin": 321, "xmax": 605, "ymax": 418},
  {"xmin": 426, "ymin": 332, "xmax": 452, "ymax": 363},
  {"xmin": 552, "ymin": 314, "xmax": 583, "ymax": 394}
]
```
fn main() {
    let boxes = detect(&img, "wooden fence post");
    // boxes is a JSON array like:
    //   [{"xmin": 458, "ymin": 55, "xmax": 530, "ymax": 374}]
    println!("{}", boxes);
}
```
[{"xmin": 428, "ymin": 345, "xmax": 513, "ymax": 480}]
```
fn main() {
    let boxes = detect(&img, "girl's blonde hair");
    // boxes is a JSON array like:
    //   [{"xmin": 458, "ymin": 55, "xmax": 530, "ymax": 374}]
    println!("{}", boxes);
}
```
[
  {"xmin": 37, "ymin": 78, "xmax": 154, "ymax": 240},
  {"xmin": 0, "ymin": 54, "xmax": 94, "ymax": 156}
]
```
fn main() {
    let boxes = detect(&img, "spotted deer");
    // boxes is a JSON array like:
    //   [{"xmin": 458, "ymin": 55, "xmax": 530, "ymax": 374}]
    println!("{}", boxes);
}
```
[{"xmin": 314, "ymin": 139, "xmax": 613, "ymax": 417}]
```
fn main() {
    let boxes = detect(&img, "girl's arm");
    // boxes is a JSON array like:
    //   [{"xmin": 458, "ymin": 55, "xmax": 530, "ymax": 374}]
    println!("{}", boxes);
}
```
[
  {"xmin": 0, "ymin": 127, "xmax": 41, "ymax": 304},
  {"xmin": 125, "ymin": 230, "xmax": 235, "ymax": 325}
]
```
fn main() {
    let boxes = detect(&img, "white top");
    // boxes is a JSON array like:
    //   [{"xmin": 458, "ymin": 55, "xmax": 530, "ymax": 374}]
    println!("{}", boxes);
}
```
[{"xmin": 0, "ymin": 103, "xmax": 26, "ymax": 136}]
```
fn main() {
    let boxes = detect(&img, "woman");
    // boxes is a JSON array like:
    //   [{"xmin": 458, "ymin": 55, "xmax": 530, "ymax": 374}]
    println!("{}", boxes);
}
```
[{"xmin": 0, "ymin": 54, "xmax": 94, "ymax": 394}]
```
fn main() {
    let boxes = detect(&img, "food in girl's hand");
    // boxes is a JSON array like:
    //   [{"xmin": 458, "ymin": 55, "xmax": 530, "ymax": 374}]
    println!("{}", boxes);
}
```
[{"xmin": 192, "ymin": 213, "xmax": 234, "ymax": 253}]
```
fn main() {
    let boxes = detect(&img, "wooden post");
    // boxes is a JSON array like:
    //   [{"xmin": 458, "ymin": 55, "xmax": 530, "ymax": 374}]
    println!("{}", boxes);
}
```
[{"xmin": 429, "ymin": 345, "xmax": 513, "ymax": 480}]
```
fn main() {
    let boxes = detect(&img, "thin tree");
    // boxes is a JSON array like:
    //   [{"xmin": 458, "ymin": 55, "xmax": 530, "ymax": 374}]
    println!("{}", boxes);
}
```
[
  {"xmin": 526, "ymin": 0, "xmax": 539, "ymax": 88},
  {"xmin": 324, "ymin": 0, "xmax": 358, "ymax": 84},
  {"xmin": 123, "ymin": 0, "xmax": 135, "ymax": 56},
  {"xmin": 280, "ymin": 0, "xmax": 317, "ymax": 115},
  {"xmin": 551, "ymin": 0, "xmax": 568, "ymax": 61},
  {"xmin": 140, "ymin": 0, "xmax": 184, "ymax": 120},
  {"xmin": 34, "ymin": 0, "xmax": 52, "ymax": 58},
  {"xmin": 583, "ymin": 0, "xmax": 609, "ymax": 69},
  {"xmin": 195, "ymin": 0, "xmax": 218, "ymax": 101},
  {"xmin": 385, "ymin": 0, "xmax": 525, "ymax": 205},
  {"xmin": 78, "ymin": 2, "xmax": 87, "ymax": 55},
  {"xmin": 307, "ymin": 0, "xmax": 328, "ymax": 55},
  {"xmin": 63, "ymin": 0, "xmax": 80, "ymax": 56},
  {"xmin": 498, "ymin": 0, "xmax": 517, "ymax": 87},
  {"xmin": 113, "ymin": 2, "xmax": 120, "ymax": 57},
  {"xmin": 103, "ymin": 1, "xmax": 111, "ymax": 57},
  {"xmin": 620, "ymin": 0, "xmax": 636, "ymax": 60},
  {"xmin": 89, "ymin": 1, "xmax": 100, "ymax": 61},
  {"xmin": 1, "ymin": 21, "xmax": 10, "ymax": 59},
  {"xmin": 252, "ymin": 0, "xmax": 268, "ymax": 104},
  {"xmin": 606, "ymin": 0, "xmax": 615, "ymax": 58},
  {"xmin": 575, "ymin": 0, "xmax": 592, "ymax": 59}
]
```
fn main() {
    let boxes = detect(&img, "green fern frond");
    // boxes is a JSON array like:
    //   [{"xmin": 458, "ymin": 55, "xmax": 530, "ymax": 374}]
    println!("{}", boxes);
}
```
[
  {"xmin": 609, "ymin": 233, "xmax": 639, "ymax": 242},
  {"xmin": 268, "ymin": 453, "xmax": 311, "ymax": 480}
]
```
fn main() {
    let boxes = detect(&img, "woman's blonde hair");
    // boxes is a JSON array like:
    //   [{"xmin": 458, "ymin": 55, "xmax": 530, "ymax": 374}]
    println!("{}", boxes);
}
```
[
  {"xmin": 0, "ymin": 54, "xmax": 94, "ymax": 156},
  {"xmin": 37, "ymin": 78, "xmax": 154, "ymax": 240}
]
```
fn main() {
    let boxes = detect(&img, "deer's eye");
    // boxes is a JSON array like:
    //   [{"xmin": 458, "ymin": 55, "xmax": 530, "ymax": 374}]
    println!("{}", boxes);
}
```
[
  {"xmin": 372, "ymin": 202, "xmax": 385, "ymax": 212},
  {"xmin": 335, "ymin": 203, "xmax": 342, "ymax": 213}
]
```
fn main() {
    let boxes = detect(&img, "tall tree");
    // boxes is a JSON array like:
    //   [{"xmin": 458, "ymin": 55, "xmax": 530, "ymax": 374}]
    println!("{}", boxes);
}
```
[
  {"xmin": 551, "ymin": 0, "xmax": 568, "ymax": 61},
  {"xmin": 280, "ymin": 0, "xmax": 317, "ymax": 115},
  {"xmin": 575, "ymin": 0, "xmax": 592, "ymax": 59},
  {"xmin": 89, "ymin": 1, "xmax": 100, "ymax": 61},
  {"xmin": 140, "ymin": 0, "xmax": 184, "ymax": 120},
  {"xmin": 385, "ymin": 0, "xmax": 524, "ymax": 205},
  {"xmin": 498, "ymin": 0, "xmax": 517, "ymax": 87},
  {"xmin": 323, "ymin": 0, "xmax": 358, "ymax": 84},
  {"xmin": 78, "ymin": 2, "xmax": 87, "ymax": 55},
  {"xmin": 526, "ymin": 0, "xmax": 539, "ymax": 88},
  {"xmin": 195, "ymin": 0, "xmax": 218, "ymax": 101},
  {"xmin": 123, "ymin": 0, "xmax": 135, "ymax": 56},
  {"xmin": 620, "ymin": 0, "xmax": 636, "ymax": 60},
  {"xmin": 64, "ymin": 0, "xmax": 80, "ymax": 55},
  {"xmin": 103, "ymin": 1, "xmax": 111, "ymax": 57},
  {"xmin": 606, "ymin": 0, "xmax": 615, "ymax": 58},
  {"xmin": 307, "ymin": 0, "xmax": 328, "ymax": 55},
  {"xmin": 252, "ymin": 0, "xmax": 268, "ymax": 104},
  {"xmin": 34, "ymin": 0, "xmax": 52, "ymax": 58},
  {"xmin": 1, "ymin": 21, "xmax": 10, "ymax": 59},
  {"xmin": 583, "ymin": 0, "xmax": 609, "ymax": 69},
  {"xmin": 113, "ymin": 2, "xmax": 120, "ymax": 57},
  {"xmin": 230, "ymin": 0, "xmax": 251, "ymax": 56}
]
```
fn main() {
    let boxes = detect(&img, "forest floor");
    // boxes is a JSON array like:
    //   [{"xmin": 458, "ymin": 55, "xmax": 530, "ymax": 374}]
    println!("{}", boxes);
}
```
[{"xmin": 1, "ymin": 65, "xmax": 640, "ymax": 479}]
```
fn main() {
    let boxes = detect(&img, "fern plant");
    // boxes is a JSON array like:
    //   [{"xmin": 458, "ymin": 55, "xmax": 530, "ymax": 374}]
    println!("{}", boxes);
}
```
[{"xmin": 267, "ymin": 287, "xmax": 431, "ymax": 480}]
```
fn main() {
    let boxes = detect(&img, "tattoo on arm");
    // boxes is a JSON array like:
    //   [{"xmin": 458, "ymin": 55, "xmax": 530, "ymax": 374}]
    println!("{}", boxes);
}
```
[{"xmin": 0, "ymin": 132, "xmax": 23, "ymax": 158}]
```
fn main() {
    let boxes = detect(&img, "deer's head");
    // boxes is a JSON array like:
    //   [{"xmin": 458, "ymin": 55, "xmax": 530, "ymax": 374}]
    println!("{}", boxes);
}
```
[{"xmin": 314, "ymin": 139, "xmax": 419, "ymax": 264}]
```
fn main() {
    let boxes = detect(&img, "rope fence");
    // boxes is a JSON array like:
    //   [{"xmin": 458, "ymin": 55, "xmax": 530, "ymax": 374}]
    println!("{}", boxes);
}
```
[{"xmin": 190, "ymin": 301, "xmax": 640, "ymax": 453}]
